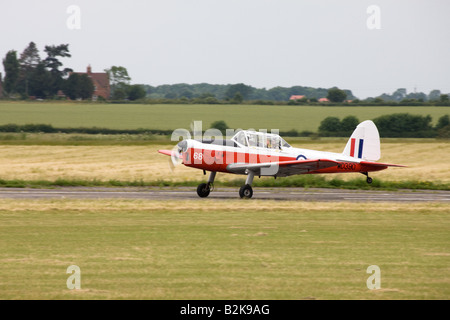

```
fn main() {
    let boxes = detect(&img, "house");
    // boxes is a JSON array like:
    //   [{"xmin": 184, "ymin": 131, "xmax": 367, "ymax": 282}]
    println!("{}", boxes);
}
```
[
  {"xmin": 289, "ymin": 95, "xmax": 306, "ymax": 101},
  {"xmin": 72, "ymin": 65, "xmax": 110, "ymax": 100},
  {"xmin": 318, "ymin": 97, "xmax": 330, "ymax": 103}
]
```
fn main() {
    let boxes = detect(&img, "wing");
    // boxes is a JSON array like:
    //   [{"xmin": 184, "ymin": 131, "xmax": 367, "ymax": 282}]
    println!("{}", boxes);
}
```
[{"xmin": 226, "ymin": 159, "xmax": 340, "ymax": 177}]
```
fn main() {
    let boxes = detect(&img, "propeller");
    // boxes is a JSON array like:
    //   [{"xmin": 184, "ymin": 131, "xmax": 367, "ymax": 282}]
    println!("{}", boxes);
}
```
[{"xmin": 168, "ymin": 140, "xmax": 187, "ymax": 172}]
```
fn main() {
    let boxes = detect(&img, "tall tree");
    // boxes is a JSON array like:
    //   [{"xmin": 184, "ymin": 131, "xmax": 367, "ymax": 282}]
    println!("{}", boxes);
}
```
[
  {"xmin": 104, "ymin": 66, "xmax": 131, "ymax": 97},
  {"xmin": 63, "ymin": 73, "xmax": 80, "ymax": 100},
  {"xmin": 18, "ymin": 42, "xmax": 41, "ymax": 96},
  {"xmin": 78, "ymin": 74, "xmax": 94, "ymax": 100},
  {"xmin": 63, "ymin": 73, "xmax": 94, "ymax": 100},
  {"xmin": 2, "ymin": 50, "xmax": 20, "ymax": 95},
  {"xmin": 43, "ymin": 44, "xmax": 73, "ymax": 95},
  {"xmin": 28, "ymin": 62, "xmax": 52, "ymax": 98}
]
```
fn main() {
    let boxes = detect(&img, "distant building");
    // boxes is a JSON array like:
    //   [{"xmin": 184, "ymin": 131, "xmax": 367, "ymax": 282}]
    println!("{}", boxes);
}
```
[
  {"xmin": 318, "ymin": 98, "xmax": 330, "ymax": 103},
  {"xmin": 72, "ymin": 65, "xmax": 110, "ymax": 100},
  {"xmin": 289, "ymin": 95, "xmax": 306, "ymax": 100}
]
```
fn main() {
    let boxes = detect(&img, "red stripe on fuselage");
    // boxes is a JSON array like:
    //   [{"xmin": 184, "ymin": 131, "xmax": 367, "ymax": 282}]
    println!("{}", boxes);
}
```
[{"xmin": 183, "ymin": 148, "xmax": 292, "ymax": 172}]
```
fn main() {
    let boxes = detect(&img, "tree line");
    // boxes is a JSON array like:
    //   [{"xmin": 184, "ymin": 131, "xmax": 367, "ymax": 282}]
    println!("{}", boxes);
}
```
[
  {"xmin": 1, "ymin": 42, "xmax": 449, "ymax": 105},
  {"xmin": 1, "ymin": 42, "xmax": 145, "ymax": 101},
  {"xmin": 318, "ymin": 114, "xmax": 450, "ymax": 138}
]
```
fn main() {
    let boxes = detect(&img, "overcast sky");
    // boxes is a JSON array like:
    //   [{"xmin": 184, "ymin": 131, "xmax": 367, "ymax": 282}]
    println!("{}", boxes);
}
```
[{"xmin": 2, "ymin": 0, "xmax": 449, "ymax": 98}]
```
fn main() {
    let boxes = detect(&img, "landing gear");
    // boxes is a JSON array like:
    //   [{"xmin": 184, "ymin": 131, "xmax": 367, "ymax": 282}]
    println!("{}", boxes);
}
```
[
  {"xmin": 240, "ymin": 170, "xmax": 255, "ymax": 199},
  {"xmin": 239, "ymin": 184, "xmax": 253, "ymax": 199},
  {"xmin": 197, "ymin": 183, "xmax": 211, "ymax": 198},
  {"xmin": 362, "ymin": 172, "xmax": 373, "ymax": 184},
  {"xmin": 196, "ymin": 171, "xmax": 216, "ymax": 198}
]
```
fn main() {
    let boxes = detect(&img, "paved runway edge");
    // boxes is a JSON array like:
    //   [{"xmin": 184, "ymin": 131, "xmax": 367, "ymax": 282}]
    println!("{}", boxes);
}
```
[{"xmin": 0, "ymin": 187, "xmax": 448, "ymax": 202}]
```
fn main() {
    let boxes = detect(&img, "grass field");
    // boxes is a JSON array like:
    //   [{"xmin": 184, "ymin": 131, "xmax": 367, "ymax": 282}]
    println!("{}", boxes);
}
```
[
  {"xmin": 0, "ymin": 102, "xmax": 448, "ymax": 132},
  {"xmin": 0, "ymin": 199, "xmax": 448, "ymax": 300}
]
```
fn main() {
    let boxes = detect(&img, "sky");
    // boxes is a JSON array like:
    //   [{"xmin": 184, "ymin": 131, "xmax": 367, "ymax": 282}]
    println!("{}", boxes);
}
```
[{"xmin": 1, "ymin": 0, "xmax": 450, "ymax": 99}]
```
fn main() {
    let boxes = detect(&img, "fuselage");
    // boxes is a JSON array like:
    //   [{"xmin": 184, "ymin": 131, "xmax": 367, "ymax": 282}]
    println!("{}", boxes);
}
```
[{"xmin": 179, "ymin": 139, "xmax": 386, "ymax": 176}]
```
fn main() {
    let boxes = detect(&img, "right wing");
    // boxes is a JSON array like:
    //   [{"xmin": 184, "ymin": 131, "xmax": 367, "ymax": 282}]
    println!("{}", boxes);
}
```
[{"xmin": 227, "ymin": 159, "xmax": 339, "ymax": 177}]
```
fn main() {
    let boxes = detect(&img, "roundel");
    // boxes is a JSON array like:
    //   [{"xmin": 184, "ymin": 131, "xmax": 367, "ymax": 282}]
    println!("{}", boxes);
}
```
[{"xmin": 296, "ymin": 154, "xmax": 307, "ymax": 160}]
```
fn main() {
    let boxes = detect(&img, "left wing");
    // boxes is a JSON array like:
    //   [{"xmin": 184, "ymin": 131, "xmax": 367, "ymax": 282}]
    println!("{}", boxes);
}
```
[{"xmin": 227, "ymin": 159, "xmax": 339, "ymax": 177}]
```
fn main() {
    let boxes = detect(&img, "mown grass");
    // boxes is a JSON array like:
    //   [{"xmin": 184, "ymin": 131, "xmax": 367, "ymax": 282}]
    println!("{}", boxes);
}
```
[{"xmin": 0, "ymin": 199, "xmax": 448, "ymax": 299}]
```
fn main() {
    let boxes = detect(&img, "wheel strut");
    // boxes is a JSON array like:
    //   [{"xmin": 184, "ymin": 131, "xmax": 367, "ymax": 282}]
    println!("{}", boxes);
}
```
[{"xmin": 361, "ymin": 172, "xmax": 373, "ymax": 184}]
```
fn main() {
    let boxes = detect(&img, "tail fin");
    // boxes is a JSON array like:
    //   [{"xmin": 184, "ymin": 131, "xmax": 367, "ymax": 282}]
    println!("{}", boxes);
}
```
[{"xmin": 342, "ymin": 120, "xmax": 380, "ymax": 161}]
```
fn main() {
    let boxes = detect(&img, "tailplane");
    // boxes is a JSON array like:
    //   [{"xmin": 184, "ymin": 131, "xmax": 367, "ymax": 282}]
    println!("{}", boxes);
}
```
[{"xmin": 343, "ymin": 120, "xmax": 380, "ymax": 161}]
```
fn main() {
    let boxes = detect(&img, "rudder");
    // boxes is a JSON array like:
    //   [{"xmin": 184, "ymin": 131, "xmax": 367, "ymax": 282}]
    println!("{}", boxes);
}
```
[{"xmin": 342, "ymin": 120, "xmax": 380, "ymax": 161}]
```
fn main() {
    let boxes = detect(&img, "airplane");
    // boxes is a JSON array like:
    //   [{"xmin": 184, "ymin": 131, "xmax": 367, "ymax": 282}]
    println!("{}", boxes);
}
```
[{"xmin": 158, "ymin": 120, "xmax": 405, "ymax": 199}]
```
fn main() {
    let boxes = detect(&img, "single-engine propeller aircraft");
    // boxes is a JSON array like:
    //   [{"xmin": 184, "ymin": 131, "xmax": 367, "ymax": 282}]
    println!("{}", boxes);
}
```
[{"xmin": 158, "ymin": 120, "xmax": 405, "ymax": 199}]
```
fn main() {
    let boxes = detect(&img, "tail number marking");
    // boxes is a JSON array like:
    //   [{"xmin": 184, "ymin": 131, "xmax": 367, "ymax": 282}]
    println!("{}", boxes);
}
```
[{"xmin": 338, "ymin": 162, "xmax": 356, "ymax": 170}]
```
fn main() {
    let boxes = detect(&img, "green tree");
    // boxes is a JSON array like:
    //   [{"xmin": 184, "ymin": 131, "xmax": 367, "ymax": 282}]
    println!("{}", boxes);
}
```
[
  {"xmin": 18, "ymin": 42, "xmax": 41, "ymax": 96},
  {"xmin": 327, "ymin": 87, "xmax": 347, "ymax": 103},
  {"xmin": 28, "ymin": 62, "xmax": 52, "ymax": 98},
  {"xmin": 2, "ymin": 50, "xmax": 20, "ymax": 94},
  {"xmin": 436, "ymin": 115, "xmax": 449, "ymax": 130},
  {"xmin": 340, "ymin": 116, "xmax": 359, "ymax": 133},
  {"xmin": 428, "ymin": 89, "xmax": 441, "ymax": 101},
  {"xmin": 374, "ymin": 113, "xmax": 433, "ymax": 137},
  {"xmin": 210, "ymin": 120, "xmax": 229, "ymax": 136},
  {"xmin": 231, "ymin": 92, "xmax": 243, "ymax": 104},
  {"xmin": 319, "ymin": 117, "xmax": 341, "ymax": 133},
  {"xmin": 78, "ymin": 74, "xmax": 94, "ymax": 100},
  {"xmin": 127, "ymin": 84, "xmax": 146, "ymax": 101},
  {"xmin": 225, "ymin": 83, "xmax": 253, "ymax": 100},
  {"xmin": 112, "ymin": 87, "xmax": 128, "ymax": 100},
  {"xmin": 43, "ymin": 44, "xmax": 73, "ymax": 95},
  {"xmin": 104, "ymin": 66, "xmax": 131, "ymax": 98},
  {"xmin": 63, "ymin": 73, "xmax": 80, "ymax": 100}
]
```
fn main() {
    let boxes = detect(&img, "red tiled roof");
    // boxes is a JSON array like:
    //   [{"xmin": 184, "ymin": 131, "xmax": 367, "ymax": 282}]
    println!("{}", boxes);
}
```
[{"xmin": 289, "ymin": 95, "xmax": 305, "ymax": 100}]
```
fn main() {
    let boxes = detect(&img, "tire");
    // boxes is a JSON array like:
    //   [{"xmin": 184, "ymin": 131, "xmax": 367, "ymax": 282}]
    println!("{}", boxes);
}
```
[
  {"xmin": 239, "ymin": 184, "xmax": 253, "ymax": 199},
  {"xmin": 366, "ymin": 177, "xmax": 373, "ymax": 184},
  {"xmin": 197, "ymin": 183, "xmax": 210, "ymax": 198}
]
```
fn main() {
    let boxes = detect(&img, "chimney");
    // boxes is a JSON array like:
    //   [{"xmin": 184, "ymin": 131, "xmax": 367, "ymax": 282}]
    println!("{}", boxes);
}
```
[{"xmin": 87, "ymin": 65, "xmax": 92, "ymax": 74}]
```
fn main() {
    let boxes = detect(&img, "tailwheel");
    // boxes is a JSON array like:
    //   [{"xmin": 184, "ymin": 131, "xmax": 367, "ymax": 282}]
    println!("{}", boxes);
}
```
[
  {"xmin": 197, "ymin": 183, "xmax": 211, "ymax": 198},
  {"xmin": 361, "ymin": 172, "xmax": 373, "ymax": 184},
  {"xmin": 239, "ymin": 184, "xmax": 253, "ymax": 199}
]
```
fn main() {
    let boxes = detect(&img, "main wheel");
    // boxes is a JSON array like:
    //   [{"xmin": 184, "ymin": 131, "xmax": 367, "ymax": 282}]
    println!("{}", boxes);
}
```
[
  {"xmin": 239, "ymin": 184, "xmax": 253, "ymax": 199},
  {"xmin": 197, "ymin": 183, "xmax": 210, "ymax": 198},
  {"xmin": 366, "ymin": 177, "xmax": 373, "ymax": 184}
]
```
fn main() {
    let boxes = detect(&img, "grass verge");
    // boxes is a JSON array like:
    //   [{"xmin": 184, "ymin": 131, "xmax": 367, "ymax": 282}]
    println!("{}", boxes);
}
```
[{"xmin": 0, "ymin": 175, "xmax": 448, "ymax": 191}]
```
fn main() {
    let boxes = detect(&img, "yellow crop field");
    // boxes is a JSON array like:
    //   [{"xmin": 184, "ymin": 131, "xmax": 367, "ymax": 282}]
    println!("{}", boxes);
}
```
[{"xmin": 0, "ymin": 140, "xmax": 448, "ymax": 183}]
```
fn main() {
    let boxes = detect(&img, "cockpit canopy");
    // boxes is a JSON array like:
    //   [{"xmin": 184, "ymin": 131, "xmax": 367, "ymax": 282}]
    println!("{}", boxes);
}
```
[{"xmin": 231, "ymin": 130, "xmax": 291, "ymax": 150}]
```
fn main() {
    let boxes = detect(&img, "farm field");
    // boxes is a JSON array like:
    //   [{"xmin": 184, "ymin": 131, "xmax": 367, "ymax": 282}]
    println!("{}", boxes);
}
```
[
  {"xmin": 0, "ymin": 102, "xmax": 449, "ymax": 132},
  {"xmin": 0, "ymin": 199, "xmax": 448, "ymax": 300},
  {"xmin": 0, "ymin": 140, "xmax": 448, "ymax": 184}
]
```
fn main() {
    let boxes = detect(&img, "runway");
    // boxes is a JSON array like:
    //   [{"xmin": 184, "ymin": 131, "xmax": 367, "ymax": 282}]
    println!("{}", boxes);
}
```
[{"xmin": 0, "ymin": 187, "xmax": 448, "ymax": 202}]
